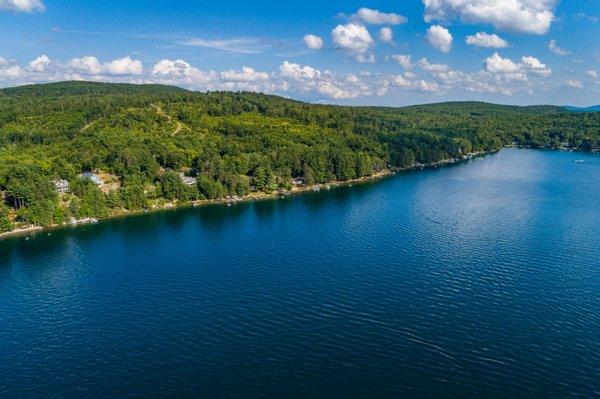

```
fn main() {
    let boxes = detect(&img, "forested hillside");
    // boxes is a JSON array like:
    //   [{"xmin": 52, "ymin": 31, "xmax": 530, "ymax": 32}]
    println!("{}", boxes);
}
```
[{"xmin": 1, "ymin": 81, "xmax": 599, "ymax": 232}]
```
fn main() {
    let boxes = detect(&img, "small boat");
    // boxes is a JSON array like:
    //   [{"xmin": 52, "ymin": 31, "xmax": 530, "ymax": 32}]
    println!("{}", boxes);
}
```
[{"xmin": 574, "ymin": 160, "xmax": 584, "ymax": 164}]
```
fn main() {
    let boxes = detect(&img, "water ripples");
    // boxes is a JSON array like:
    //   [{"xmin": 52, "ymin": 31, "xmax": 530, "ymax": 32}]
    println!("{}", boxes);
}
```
[{"xmin": 1, "ymin": 149, "xmax": 599, "ymax": 398}]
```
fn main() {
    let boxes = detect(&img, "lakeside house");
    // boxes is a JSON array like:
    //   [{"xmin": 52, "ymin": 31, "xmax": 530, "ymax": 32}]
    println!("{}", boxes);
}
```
[
  {"xmin": 53, "ymin": 179, "xmax": 70, "ymax": 194},
  {"xmin": 179, "ymin": 172, "xmax": 197, "ymax": 186},
  {"xmin": 292, "ymin": 177, "xmax": 304, "ymax": 186},
  {"xmin": 81, "ymin": 172, "xmax": 104, "ymax": 186}
]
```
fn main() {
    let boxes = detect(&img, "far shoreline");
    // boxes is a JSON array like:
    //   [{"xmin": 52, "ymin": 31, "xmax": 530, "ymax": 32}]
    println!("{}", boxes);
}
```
[
  {"xmin": 6, "ymin": 145, "xmax": 599, "ymax": 241},
  {"xmin": 8, "ymin": 146, "xmax": 593, "ymax": 241}
]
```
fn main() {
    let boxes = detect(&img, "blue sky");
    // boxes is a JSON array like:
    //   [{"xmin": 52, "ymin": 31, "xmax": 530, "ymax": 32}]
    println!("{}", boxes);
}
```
[{"xmin": 0, "ymin": 0, "xmax": 598, "ymax": 105}]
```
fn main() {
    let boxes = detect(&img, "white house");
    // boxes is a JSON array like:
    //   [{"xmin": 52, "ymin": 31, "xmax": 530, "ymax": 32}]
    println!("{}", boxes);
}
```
[
  {"xmin": 53, "ymin": 179, "xmax": 70, "ymax": 194},
  {"xmin": 179, "ymin": 172, "xmax": 197, "ymax": 186}
]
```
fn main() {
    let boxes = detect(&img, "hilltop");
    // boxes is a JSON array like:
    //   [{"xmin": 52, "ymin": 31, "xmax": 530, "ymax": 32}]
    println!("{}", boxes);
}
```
[{"xmin": 0, "ymin": 81, "xmax": 188, "ymax": 97}]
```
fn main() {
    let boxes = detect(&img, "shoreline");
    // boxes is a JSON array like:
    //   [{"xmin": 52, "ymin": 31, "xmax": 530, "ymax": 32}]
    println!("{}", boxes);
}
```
[{"xmin": 0, "ymin": 150, "xmax": 493, "ymax": 240}]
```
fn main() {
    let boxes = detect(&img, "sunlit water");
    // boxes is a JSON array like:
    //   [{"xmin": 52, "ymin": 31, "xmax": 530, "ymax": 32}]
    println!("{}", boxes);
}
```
[{"xmin": 1, "ymin": 149, "xmax": 599, "ymax": 398}]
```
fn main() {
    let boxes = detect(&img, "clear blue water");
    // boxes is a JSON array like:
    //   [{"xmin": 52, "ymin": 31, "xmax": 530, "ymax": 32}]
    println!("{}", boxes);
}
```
[{"xmin": 1, "ymin": 148, "xmax": 599, "ymax": 398}]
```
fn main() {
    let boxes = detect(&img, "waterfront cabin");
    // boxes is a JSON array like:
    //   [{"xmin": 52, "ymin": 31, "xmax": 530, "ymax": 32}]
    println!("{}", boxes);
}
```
[
  {"xmin": 292, "ymin": 177, "xmax": 304, "ymax": 186},
  {"xmin": 179, "ymin": 172, "xmax": 197, "ymax": 186},
  {"xmin": 53, "ymin": 179, "xmax": 70, "ymax": 194}
]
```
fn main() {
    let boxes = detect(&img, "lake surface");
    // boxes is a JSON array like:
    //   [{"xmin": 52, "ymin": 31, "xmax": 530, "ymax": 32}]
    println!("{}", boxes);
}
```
[{"xmin": 1, "ymin": 148, "xmax": 599, "ymax": 398}]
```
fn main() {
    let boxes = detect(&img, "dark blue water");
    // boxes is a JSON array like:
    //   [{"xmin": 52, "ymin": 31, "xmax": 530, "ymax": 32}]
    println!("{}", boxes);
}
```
[{"xmin": 1, "ymin": 149, "xmax": 599, "ymax": 398}]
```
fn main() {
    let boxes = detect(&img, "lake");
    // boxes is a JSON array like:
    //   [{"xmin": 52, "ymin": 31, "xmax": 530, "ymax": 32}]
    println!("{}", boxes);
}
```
[{"xmin": 1, "ymin": 148, "xmax": 599, "ymax": 398}]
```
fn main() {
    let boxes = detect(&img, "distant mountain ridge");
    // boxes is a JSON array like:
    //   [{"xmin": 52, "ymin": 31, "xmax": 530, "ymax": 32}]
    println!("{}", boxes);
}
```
[
  {"xmin": 564, "ymin": 105, "xmax": 600, "ymax": 113},
  {"xmin": 0, "ymin": 81, "xmax": 571, "ymax": 114},
  {"xmin": 0, "ymin": 81, "xmax": 188, "ymax": 98}
]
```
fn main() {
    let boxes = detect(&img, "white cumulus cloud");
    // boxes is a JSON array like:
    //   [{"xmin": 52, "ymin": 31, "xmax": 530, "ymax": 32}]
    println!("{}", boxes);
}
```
[
  {"xmin": 279, "ymin": 61, "xmax": 321, "ymax": 80},
  {"xmin": 0, "ymin": 0, "xmax": 45, "ymax": 12},
  {"xmin": 356, "ymin": 54, "xmax": 375, "ymax": 63},
  {"xmin": 485, "ymin": 53, "xmax": 521, "ymax": 74},
  {"xmin": 423, "ymin": 0, "xmax": 556, "ymax": 35},
  {"xmin": 303, "ymin": 34, "xmax": 324, "ymax": 50},
  {"xmin": 150, "ymin": 59, "xmax": 216, "ymax": 85},
  {"xmin": 332, "ymin": 23, "xmax": 374, "ymax": 54},
  {"xmin": 220, "ymin": 66, "xmax": 269, "ymax": 82},
  {"xmin": 27, "ymin": 54, "xmax": 50, "ymax": 72},
  {"xmin": 316, "ymin": 81, "xmax": 359, "ymax": 99},
  {"xmin": 418, "ymin": 58, "xmax": 449, "ymax": 72},
  {"xmin": 391, "ymin": 54, "xmax": 413, "ymax": 69},
  {"xmin": 426, "ymin": 25, "xmax": 453, "ymax": 53},
  {"xmin": 521, "ymin": 56, "xmax": 552, "ymax": 77},
  {"xmin": 548, "ymin": 39, "xmax": 570, "ymax": 56},
  {"xmin": 0, "ymin": 65, "xmax": 23, "ymax": 78},
  {"xmin": 585, "ymin": 70, "xmax": 598, "ymax": 78},
  {"xmin": 103, "ymin": 56, "xmax": 143, "ymax": 75},
  {"xmin": 352, "ymin": 7, "xmax": 407, "ymax": 25},
  {"xmin": 564, "ymin": 79, "xmax": 583, "ymax": 88},
  {"xmin": 465, "ymin": 32, "xmax": 508, "ymax": 48},
  {"xmin": 379, "ymin": 27, "xmax": 393, "ymax": 43},
  {"xmin": 67, "ymin": 56, "xmax": 103, "ymax": 75}
]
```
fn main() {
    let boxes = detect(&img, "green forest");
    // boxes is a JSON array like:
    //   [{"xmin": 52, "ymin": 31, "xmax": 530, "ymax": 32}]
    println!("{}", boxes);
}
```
[{"xmin": 1, "ymin": 80, "xmax": 599, "ymax": 233}]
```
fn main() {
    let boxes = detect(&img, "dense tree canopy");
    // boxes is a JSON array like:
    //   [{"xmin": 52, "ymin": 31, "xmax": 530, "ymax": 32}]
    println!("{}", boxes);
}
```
[{"xmin": 1, "ymin": 81, "xmax": 598, "ymax": 232}]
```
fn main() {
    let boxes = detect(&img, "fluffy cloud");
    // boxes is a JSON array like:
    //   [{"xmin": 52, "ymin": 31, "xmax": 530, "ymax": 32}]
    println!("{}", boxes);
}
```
[
  {"xmin": 388, "ymin": 73, "xmax": 441, "ymax": 93},
  {"xmin": 585, "ymin": 70, "xmax": 598, "ymax": 78},
  {"xmin": 356, "ymin": 54, "xmax": 375, "ymax": 64},
  {"xmin": 417, "ymin": 58, "xmax": 529, "ymax": 96},
  {"xmin": 303, "ymin": 34, "xmax": 324, "ymax": 50},
  {"xmin": 483, "ymin": 53, "xmax": 551, "ymax": 83},
  {"xmin": 151, "ymin": 59, "xmax": 192, "ymax": 77},
  {"xmin": 332, "ymin": 23, "xmax": 373, "ymax": 54},
  {"xmin": 391, "ymin": 54, "xmax": 413, "ymax": 69},
  {"xmin": 67, "ymin": 56, "xmax": 103, "ymax": 75},
  {"xmin": 564, "ymin": 79, "xmax": 583, "ymax": 89},
  {"xmin": 521, "ymin": 56, "xmax": 552, "ymax": 77},
  {"xmin": 279, "ymin": 61, "xmax": 371, "ymax": 99},
  {"xmin": 316, "ymin": 81, "xmax": 359, "ymax": 99},
  {"xmin": 352, "ymin": 7, "xmax": 407, "ymax": 25},
  {"xmin": 0, "ymin": 0, "xmax": 45, "ymax": 12},
  {"xmin": 413, "ymin": 80, "xmax": 442, "ymax": 92},
  {"xmin": 279, "ymin": 61, "xmax": 321, "ymax": 80},
  {"xmin": 548, "ymin": 40, "xmax": 570, "ymax": 56},
  {"xmin": 465, "ymin": 32, "xmax": 508, "ymax": 48},
  {"xmin": 27, "ymin": 54, "xmax": 50, "ymax": 72},
  {"xmin": 379, "ymin": 27, "xmax": 393, "ymax": 43},
  {"xmin": 485, "ymin": 53, "xmax": 521, "ymax": 74},
  {"xmin": 418, "ymin": 58, "xmax": 449, "ymax": 72},
  {"xmin": 220, "ymin": 66, "xmax": 269, "ymax": 82},
  {"xmin": 426, "ymin": 25, "xmax": 453, "ymax": 53},
  {"xmin": 150, "ymin": 59, "xmax": 216, "ymax": 85},
  {"xmin": 484, "ymin": 53, "xmax": 551, "ymax": 79},
  {"xmin": 0, "ymin": 65, "xmax": 22, "ymax": 78},
  {"xmin": 103, "ymin": 56, "xmax": 143, "ymax": 75},
  {"xmin": 423, "ymin": 0, "xmax": 556, "ymax": 35}
]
